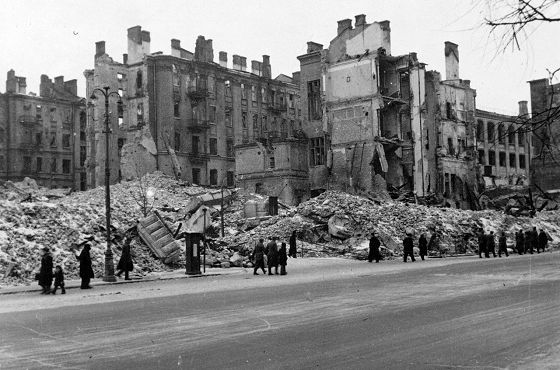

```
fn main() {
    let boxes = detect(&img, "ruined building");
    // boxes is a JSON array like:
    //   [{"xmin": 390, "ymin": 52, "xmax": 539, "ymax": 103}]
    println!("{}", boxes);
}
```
[
  {"xmin": 475, "ymin": 103, "xmax": 532, "ymax": 189},
  {"xmin": 85, "ymin": 26, "xmax": 301, "ymax": 203},
  {"xmin": 0, "ymin": 70, "xmax": 86, "ymax": 189},
  {"xmin": 528, "ymin": 78, "xmax": 560, "ymax": 193},
  {"xmin": 298, "ymin": 15, "xmax": 480, "ymax": 208}
]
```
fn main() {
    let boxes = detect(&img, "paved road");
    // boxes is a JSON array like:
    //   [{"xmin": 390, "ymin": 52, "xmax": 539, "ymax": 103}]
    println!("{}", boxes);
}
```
[{"xmin": 1, "ymin": 253, "xmax": 559, "ymax": 369}]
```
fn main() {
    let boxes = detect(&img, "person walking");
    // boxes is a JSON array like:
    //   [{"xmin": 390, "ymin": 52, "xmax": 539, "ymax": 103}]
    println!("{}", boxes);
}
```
[
  {"xmin": 515, "ymin": 230, "xmax": 525, "ymax": 255},
  {"xmin": 538, "ymin": 229, "xmax": 548, "ymax": 253},
  {"xmin": 288, "ymin": 231, "xmax": 298, "ymax": 258},
  {"xmin": 531, "ymin": 227, "xmax": 540, "ymax": 254},
  {"xmin": 278, "ymin": 242, "xmax": 288, "ymax": 275},
  {"xmin": 38, "ymin": 247, "xmax": 53, "ymax": 294},
  {"xmin": 525, "ymin": 230, "xmax": 534, "ymax": 254},
  {"xmin": 368, "ymin": 232, "xmax": 382, "ymax": 263},
  {"xmin": 51, "ymin": 265, "xmax": 66, "ymax": 294},
  {"xmin": 486, "ymin": 231, "xmax": 497, "ymax": 258},
  {"xmin": 252, "ymin": 238, "xmax": 266, "ymax": 275},
  {"xmin": 478, "ymin": 229, "xmax": 487, "ymax": 258},
  {"xmin": 418, "ymin": 233, "xmax": 428, "ymax": 261},
  {"xmin": 265, "ymin": 237, "xmax": 279, "ymax": 275},
  {"xmin": 403, "ymin": 232, "xmax": 416, "ymax": 262},
  {"xmin": 76, "ymin": 243, "xmax": 94, "ymax": 289},
  {"xmin": 498, "ymin": 231, "xmax": 509, "ymax": 257},
  {"xmin": 116, "ymin": 235, "xmax": 134, "ymax": 280}
]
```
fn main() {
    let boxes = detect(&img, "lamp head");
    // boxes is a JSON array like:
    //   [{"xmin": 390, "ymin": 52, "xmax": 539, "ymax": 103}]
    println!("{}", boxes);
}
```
[{"xmin": 89, "ymin": 92, "xmax": 97, "ymax": 101}]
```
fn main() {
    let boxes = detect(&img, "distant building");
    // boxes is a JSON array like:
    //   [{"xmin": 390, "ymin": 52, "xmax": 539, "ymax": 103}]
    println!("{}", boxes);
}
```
[
  {"xmin": 475, "ymin": 104, "xmax": 531, "ymax": 189},
  {"xmin": 0, "ymin": 70, "xmax": 86, "ymax": 189},
  {"xmin": 85, "ymin": 26, "xmax": 302, "ymax": 204},
  {"xmin": 528, "ymin": 78, "xmax": 560, "ymax": 193}
]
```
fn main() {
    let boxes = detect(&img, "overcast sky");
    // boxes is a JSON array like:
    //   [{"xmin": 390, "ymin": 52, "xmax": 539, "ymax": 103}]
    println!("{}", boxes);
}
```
[{"xmin": 1, "ymin": 0, "xmax": 559, "ymax": 115}]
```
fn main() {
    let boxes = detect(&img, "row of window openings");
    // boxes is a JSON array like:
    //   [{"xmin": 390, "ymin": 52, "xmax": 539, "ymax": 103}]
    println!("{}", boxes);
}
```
[
  {"xmin": 26, "ymin": 105, "xmax": 73, "ymax": 122},
  {"xmin": 478, "ymin": 150, "xmax": 526, "ymax": 169},
  {"xmin": 191, "ymin": 168, "xmax": 235, "ymax": 187},
  {"xmin": 173, "ymin": 135, "xmax": 234, "ymax": 157},
  {"xmin": 476, "ymin": 121, "xmax": 526, "ymax": 145},
  {"xmin": 443, "ymin": 173, "xmax": 467, "ymax": 200},
  {"xmin": 21, "ymin": 157, "xmax": 75, "ymax": 174},
  {"xmin": 18, "ymin": 132, "xmax": 81, "ymax": 148}
]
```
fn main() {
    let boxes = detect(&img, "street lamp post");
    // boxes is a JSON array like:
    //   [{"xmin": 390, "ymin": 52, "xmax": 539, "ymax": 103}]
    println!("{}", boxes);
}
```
[{"xmin": 90, "ymin": 86, "xmax": 122, "ymax": 282}]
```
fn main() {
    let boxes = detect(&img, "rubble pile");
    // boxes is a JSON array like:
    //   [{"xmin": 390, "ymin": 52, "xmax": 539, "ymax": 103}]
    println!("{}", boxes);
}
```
[{"xmin": 0, "ymin": 173, "xmax": 226, "ymax": 286}]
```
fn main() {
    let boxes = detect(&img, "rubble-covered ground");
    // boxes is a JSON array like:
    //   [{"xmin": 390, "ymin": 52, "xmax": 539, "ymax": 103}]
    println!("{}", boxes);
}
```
[{"xmin": 1, "ymin": 174, "xmax": 559, "ymax": 287}]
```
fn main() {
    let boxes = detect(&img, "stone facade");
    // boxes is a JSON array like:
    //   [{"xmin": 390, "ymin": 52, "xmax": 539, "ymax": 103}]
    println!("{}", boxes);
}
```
[
  {"xmin": 0, "ymin": 70, "xmax": 86, "ymax": 189},
  {"xmin": 475, "ymin": 106, "xmax": 531, "ymax": 189},
  {"xmin": 528, "ymin": 78, "xmax": 560, "ymax": 192},
  {"xmin": 85, "ymin": 26, "xmax": 301, "ymax": 204}
]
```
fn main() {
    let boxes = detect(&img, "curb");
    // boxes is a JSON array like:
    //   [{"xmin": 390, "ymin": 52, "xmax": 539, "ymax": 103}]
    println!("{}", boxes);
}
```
[{"xmin": 0, "ymin": 270, "xmax": 241, "ymax": 296}]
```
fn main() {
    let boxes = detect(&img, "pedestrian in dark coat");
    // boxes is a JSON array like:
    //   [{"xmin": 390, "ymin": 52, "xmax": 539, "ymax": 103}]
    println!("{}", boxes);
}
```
[
  {"xmin": 498, "ymin": 231, "xmax": 509, "ymax": 257},
  {"xmin": 368, "ymin": 232, "xmax": 381, "ymax": 263},
  {"xmin": 486, "ymin": 231, "xmax": 497, "ymax": 257},
  {"xmin": 76, "ymin": 243, "xmax": 94, "ymax": 289},
  {"xmin": 427, "ymin": 232, "xmax": 438, "ymax": 254},
  {"xmin": 278, "ymin": 242, "xmax": 288, "ymax": 275},
  {"xmin": 531, "ymin": 227, "xmax": 540, "ymax": 254},
  {"xmin": 39, "ymin": 247, "xmax": 53, "ymax": 294},
  {"xmin": 516, "ymin": 230, "xmax": 525, "ymax": 255},
  {"xmin": 116, "ymin": 236, "xmax": 134, "ymax": 280},
  {"xmin": 252, "ymin": 239, "xmax": 266, "ymax": 275},
  {"xmin": 478, "ymin": 229, "xmax": 487, "ymax": 258},
  {"xmin": 538, "ymin": 229, "xmax": 548, "ymax": 253},
  {"xmin": 265, "ymin": 237, "xmax": 279, "ymax": 275},
  {"xmin": 288, "ymin": 231, "xmax": 298, "ymax": 258},
  {"xmin": 418, "ymin": 233, "xmax": 428, "ymax": 261},
  {"xmin": 403, "ymin": 233, "xmax": 416, "ymax": 262},
  {"xmin": 525, "ymin": 230, "xmax": 534, "ymax": 254},
  {"xmin": 51, "ymin": 265, "xmax": 66, "ymax": 294}
]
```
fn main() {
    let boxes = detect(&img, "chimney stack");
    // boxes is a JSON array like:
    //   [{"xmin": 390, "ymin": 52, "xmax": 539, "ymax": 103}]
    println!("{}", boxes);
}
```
[
  {"xmin": 378, "ymin": 20, "xmax": 391, "ymax": 55},
  {"xmin": 251, "ymin": 60, "xmax": 261, "ymax": 76},
  {"xmin": 141, "ymin": 30, "xmax": 151, "ymax": 55},
  {"xmin": 444, "ymin": 41, "xmax": 460, "ymax": 80},
  {"xmin": 123, "ymin": 53, "xmax": 128, "ymax": 64},
  {"xmin": 262, "ymin": 55, "xmax": 271, "ymax": 78},
  {"xmin": 206, "ymin": 39, "xmax": 214, "ymax": 62},
  {"xmin": 337, "ymin": 19, "xmax": 352, "ymax": 35},
  {"xmin": 55, "ymin": 76, "xmax": 64, "ymax": 87},
  {"xmin": 64, "ymin": 79, "xmax": 77, "ymax": 96},
  {"xmin": 232, "ymin": 55, "xmax": 242, "ymax": 70},
  {"xmin": 355, "ymin": 14, "xmax": 366, "ymax": 27},
  {"xmin": 128, "ymin": 26, "xmax": 148, "ymax": 64},
  {"xmin": 95, "ymin": 41, "xmax": 106, "ymax": 58},
  {"xmin": 219, "ymin": 51, "xmax": 228, "ymax": 68},
  {"xmin": 292, "ymin": 71, "xmax": 301, "ymax": 84},
  {"xmin": 240, "ymin": 56, "xmax": 247, "ymax": 72},
  {"xmin": 171, "ymin": 39, "xmax": 181, "ymax": 57},
  {"xmin": 306, "ymin": 42, "xmax": 323, "ymax": 54},
  {"xmin": 518, "ymin": 100, "xmax": 529, "ymax": 117}
]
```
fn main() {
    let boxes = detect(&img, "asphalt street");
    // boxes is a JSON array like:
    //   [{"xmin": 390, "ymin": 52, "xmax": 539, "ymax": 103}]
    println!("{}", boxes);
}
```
[{"xmin": 1, "ymin": 253, "xmax": 559, "ymax": 369}]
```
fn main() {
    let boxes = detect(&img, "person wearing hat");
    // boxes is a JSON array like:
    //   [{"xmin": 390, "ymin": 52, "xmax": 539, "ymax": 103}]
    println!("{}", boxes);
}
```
[
  {"xmin": 265, "ymin": 236, "xmax": 279, "ymax": 275},
  {"xmin": 75, "ymin": 243, "xmax": 94, "ymax": 289},
  {"xmin": 38, "ymin": 246, "xmax": 53, "ymax": 294},
  {"xmin": 418, "ymin": 233, "xmax": 428, "ymax": 261},
  {"xmin": 116, "ymin": 235, "xmax": 134, "ymax": 280},
  {"xmin": 368, "ymin": 232, "xmax": 381, "ymax": 263},
  {"xmin": 486, "ymin": 231, "xmax": 497, "ymax": 258},
  {"xmin": 478, "ymin": 229, "xmax": 487, "ymax": 258},
  {"xmin": 403, "ymin": 232, "xmax": 416, "ymax": 262}
]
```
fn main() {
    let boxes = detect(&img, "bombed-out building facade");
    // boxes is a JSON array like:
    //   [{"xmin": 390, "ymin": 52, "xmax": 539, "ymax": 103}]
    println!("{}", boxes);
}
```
[
  {"xmin": 85, "ymin": 26, "xmax": 302, "ymax": 204},
  {"xmin": 297, "ymin": 15, "xmax": 485, "ymax": 209},
  {"xmin": 0, "ymin": 70, "xmax": 86, "ymax": 189}
]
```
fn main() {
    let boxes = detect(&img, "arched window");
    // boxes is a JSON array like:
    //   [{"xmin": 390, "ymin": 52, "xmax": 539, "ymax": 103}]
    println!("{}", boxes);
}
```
[
  {"xmin": 476, "ymin": 120, "xmax": 484, "ymax": 142},
  {"xmin": 508, "ymin": 125, "xmax": 515, "ymax": 145},
  {"xmin": 487, "ymin": 121, "xmax": 495, "ymax": 142},
  {"xmin": 498, "ymin": 123, "xmax": 505, "ymax": 143}
]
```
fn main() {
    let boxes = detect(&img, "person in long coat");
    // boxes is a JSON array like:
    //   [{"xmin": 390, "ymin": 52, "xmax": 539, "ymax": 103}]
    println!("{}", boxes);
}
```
[
  {"xmin": 531, "ymin": 227, "xmax": 540, "ymax": 254},
  {"xmin": 278, "ymin": 242, "xmax": 288, "ymax": 275},
  {"xmin": 498, "ymin": 231, "xmax": 509, "ymax": 257},
  {"xmin": 486, "ymin": 231, "xmax": 497, "ymax": 258},
  {"xmin": 403, "ymin": 233, "xmax": 416, "ymax": 262},
  {"xmin": 538, "ymin": 229, "xmax": 548, "ymax": 252},
  {"xmin": 252, "ymin": 238, "xmax": 266, "ymax": 275},
  {"xmin": 368, "ymin": 232, "xmax": 381, "ymax": 263},
  {"xmin": 478, "ymin": 229, "xmax": 487, "ymax": 258},
  {"xmin": 265, "ymin": 237, "xmax": 279, "ymax": 275},
  {"xmin": 288, "ymin": 231, "xmax": 298, "ymax": 258},
  {"xmin": 515, "ymin": 230, "xmax": 525, "ymax": 255},
  {"xmin": 76, "ymin": 243, "xmax": 94, "ymax": 289},
  {"xmin": 116, "ymin": 236, "xmax": 134, "ymax": 280},
  {"xmin": 418, "ymin": 233, "xmax": 428, "ymax": 261},
  {"xmin": 39, "ymin": 247, "xmax": 53, "ymax": 294},
  {"xmin": 525, "ymin": 230, "xmax": 534, "ymax": 254}
]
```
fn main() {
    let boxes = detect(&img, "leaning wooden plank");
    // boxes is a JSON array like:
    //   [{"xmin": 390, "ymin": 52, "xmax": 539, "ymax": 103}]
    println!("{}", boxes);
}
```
[{"xmin": 137, "ymin": 224, "xmax": 165, "ymax": 259}]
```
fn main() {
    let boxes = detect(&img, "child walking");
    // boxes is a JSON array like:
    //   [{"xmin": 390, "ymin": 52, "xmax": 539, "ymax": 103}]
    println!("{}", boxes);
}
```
[{"xmin": 51, "ymin": 265, "xmax": 66, "ymax": 294}]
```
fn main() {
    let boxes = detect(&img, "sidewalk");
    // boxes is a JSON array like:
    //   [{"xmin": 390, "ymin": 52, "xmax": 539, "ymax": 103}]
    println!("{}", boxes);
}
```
[{"xmin": 0, "ymin": 266, "xmax": 243, "ymax": 295}]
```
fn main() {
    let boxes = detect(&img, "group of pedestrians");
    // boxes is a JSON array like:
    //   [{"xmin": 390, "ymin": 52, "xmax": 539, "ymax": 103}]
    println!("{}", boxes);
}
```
[
  {"xmin": 368, "ymin": 230, "xmax": 437, "ymax": 263},
  {"xmin": 478, "ymin": 226, "xmax": 549, "ymax": 257},
  {"xmin": 36, "ymin": 235, "xmax": 135, "ymax": 294},
  {"xmin": 252, "ymin": 231, "xmax": 298, "ymax": 276}
]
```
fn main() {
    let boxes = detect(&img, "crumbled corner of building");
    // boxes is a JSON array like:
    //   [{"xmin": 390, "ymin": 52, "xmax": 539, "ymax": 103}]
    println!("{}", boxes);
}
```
[{"xmin": 1, "ymin": 173, "xmax": 559, "ymax": 287}]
